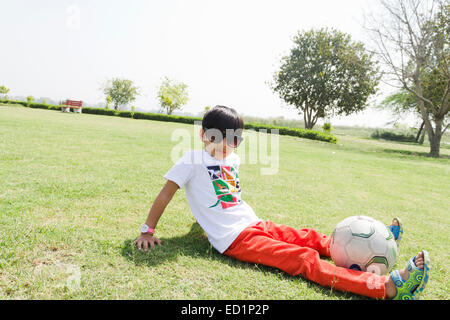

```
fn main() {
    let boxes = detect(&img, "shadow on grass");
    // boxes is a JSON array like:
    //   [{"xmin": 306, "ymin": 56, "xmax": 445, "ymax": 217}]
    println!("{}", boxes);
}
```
[
  {"xmin": 121, "ymin": 222, "xmax": 218, "ymax": 266},
  {"xmin": 381, "ymin": 148, "xmax": 450, "ymax": 159},
  {"xmin": 120, "ymin": 222, "xmax": 365, "ymax": 300}
]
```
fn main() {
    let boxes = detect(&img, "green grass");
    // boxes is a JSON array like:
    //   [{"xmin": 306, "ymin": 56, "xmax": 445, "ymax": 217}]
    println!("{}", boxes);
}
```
[{"xmin": 0, "ymin": 104, "xmax": 449, "ymax": 299}]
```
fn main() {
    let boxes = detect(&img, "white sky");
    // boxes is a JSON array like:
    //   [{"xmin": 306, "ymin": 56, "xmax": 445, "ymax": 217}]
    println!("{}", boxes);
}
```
[{"xmin": 0, "ymin": 0, "xmax": 419, "ymax": 127}]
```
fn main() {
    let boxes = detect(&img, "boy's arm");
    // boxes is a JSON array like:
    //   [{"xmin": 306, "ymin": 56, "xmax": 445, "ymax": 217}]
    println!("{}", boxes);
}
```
[{"xmin": 133, "ymin": 180, "xmax": 180, "ymax": 251}]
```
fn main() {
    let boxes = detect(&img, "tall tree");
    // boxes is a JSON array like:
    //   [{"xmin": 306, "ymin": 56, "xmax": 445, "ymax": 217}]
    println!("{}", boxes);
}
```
[
  {"xmin": 157, "ymin": 77, "xmax": 189, "ymax": 115},
  {"xmin": 102, "ymin": 78, "xmax": 140, "ymax": 111},
  {"xmin": 270, "ymin": 28, "xmax": 380, "ymax": 129},
  {"xmin": 365, "ymin": 0, "xmax": 449, "ymax": 157}
]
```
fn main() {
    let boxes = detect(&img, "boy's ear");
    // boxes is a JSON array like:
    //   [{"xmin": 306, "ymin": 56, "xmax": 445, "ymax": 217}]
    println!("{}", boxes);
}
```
[{"xmin": 199, "ymin": 128, "xmax": 206, "ymax": 142}]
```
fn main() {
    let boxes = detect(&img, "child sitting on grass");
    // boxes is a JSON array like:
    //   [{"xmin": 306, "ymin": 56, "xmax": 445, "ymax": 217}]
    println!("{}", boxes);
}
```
[{"xmin": 133, "ymin": 105, "xmax": 430, "ymax": 300}]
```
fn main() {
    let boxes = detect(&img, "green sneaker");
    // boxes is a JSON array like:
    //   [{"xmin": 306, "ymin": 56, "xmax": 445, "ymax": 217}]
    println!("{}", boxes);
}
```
[{"xmin": 390, "ymin": 250, "xmax": 430, "ymax": 300}]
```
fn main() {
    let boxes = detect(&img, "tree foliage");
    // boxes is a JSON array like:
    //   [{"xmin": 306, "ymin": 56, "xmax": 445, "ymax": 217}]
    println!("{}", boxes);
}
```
[
  {"xmin": 381, "ymin": 64, "xmax": 446, "ymax": 119},
  {"xmin": 103, "ymin": 78, "xmax": 140, "ymax": 111},
  {"xmin": 270, "ymin": 28, "xmax": 380, "ymax": 129},
  {"xmin": 157, "ymin": 77, "xmax": 189, "ymax": 115},
  {"xmin": 0, "ymin": 85, "xmax": 10, "ymax": 99}
]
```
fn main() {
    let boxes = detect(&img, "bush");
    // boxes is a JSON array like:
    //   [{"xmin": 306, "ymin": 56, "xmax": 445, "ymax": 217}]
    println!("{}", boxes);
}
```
[
  {"xmin": 82, "ymin": 107, "xmax": 117, "ymax": 116},
  {"xmin": 116, "ymin": 111, "xmax": 133, "ymax": 118},
  {"xmin": 371, "ymin": 129, "xmax": 416, "ymax": 143},
  {"xmin": 132, "ymin": 111, "xmax": 202, "ymax": 124},
  {"xmin": 29, "ymin": 102, "xmax": 60, "ymax": 111},
  {"xmin": 245, "ymin": 122, "xmax": 337, "ymax": 143},
  {"xmin": 0, "ymin": 99, "xmax": 28, "ymax": 107},
  {"xmin": 322, "ymin": 122, "xmax": 332, "ymax": 133},
  {"xmin": 0, "ymin": 99, "xmax": 337, "ymax": 144}
]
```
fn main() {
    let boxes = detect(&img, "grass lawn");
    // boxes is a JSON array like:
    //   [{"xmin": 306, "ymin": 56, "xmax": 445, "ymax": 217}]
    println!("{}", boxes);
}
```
[{"xmin": 0, "ymin": 103, "xmax": 449, "ymax": 300}]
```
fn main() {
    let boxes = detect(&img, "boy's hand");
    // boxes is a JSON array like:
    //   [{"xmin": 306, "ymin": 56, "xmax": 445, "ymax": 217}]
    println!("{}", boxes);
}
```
[
  {"xmin": 133, "ymin": 233, "xmax": 162, "ymax": 251},
  {"xmin": 133, "ymin": 180, "xmax": 178, "ymax": 252}
]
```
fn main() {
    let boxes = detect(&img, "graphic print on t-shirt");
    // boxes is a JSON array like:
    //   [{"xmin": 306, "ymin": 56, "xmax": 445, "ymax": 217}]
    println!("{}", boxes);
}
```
[{"xmin": 206, "ymin": 165, "xmax": 241, "ymax": 209}]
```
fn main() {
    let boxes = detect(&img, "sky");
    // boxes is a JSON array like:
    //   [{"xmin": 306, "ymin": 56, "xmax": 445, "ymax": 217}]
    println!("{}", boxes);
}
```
[{"xmin": 0, "ymin": 0, "xmax": 419, "ymax": 127}]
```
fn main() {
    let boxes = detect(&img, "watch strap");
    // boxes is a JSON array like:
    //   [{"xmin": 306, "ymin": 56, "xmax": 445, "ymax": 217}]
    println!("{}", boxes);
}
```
[{"xmin": 141, "ymin": 224, "xmax": 155, "ymax": 234}]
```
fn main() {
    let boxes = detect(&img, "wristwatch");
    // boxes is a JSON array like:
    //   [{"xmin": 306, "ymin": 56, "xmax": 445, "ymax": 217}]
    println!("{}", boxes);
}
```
[{"xmin": 140, "ymin": 224, "xmax": 155, "ymax": 235}]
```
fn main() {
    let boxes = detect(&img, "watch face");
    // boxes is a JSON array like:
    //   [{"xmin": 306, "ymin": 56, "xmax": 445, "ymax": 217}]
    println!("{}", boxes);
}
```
[{"xmin": 141, "ymin": 225, "xmax": 148, "ymax": 233}]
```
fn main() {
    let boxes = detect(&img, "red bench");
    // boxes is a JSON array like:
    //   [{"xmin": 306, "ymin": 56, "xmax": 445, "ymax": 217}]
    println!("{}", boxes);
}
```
[{"xmin": 61, "ymin": 100, "xmax": 83, "ymax": 113}]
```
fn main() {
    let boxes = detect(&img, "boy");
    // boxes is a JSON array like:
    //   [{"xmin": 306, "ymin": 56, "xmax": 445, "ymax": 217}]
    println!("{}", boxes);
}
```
[{"xmin": 134, "ymin": 105, "xmax": 430, "ymax": 300}]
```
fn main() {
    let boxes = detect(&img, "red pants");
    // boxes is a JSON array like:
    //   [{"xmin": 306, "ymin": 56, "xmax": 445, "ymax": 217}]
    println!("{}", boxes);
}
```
[{"xmin": 223, "ymin": 220, "xmax": 387, "ymax": 299}]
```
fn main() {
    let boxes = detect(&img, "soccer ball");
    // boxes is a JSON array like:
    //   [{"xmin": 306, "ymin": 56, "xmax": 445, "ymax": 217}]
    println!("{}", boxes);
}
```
[{"xmin": 330, "ymin": 216, "xmax": 398, "ymax": 275}]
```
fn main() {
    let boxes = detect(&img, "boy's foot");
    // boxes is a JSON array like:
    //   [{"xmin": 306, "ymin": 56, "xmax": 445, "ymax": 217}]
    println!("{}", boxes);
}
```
[
  {"xmin": 385, "ymin": 251, "xmax": 430, "ymax": 300},
  {"xmin": 387, "ymin": 217, "xmax": 403, "ymax": 246}
]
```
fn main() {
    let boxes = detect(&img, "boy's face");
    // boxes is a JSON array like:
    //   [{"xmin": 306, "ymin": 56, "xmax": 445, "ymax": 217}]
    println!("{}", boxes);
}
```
[{"xmin": 200, "ymin": 128, "xmax": 236, "ymax": 160}]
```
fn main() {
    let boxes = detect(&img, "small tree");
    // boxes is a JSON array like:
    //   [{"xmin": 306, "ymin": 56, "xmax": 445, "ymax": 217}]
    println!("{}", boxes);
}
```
[
  {"xmin": 0, "ymin": 85, "xmax": 10, "ymax": 100},
  {"xmin": 203, "ymin": 105, "xmax": 211, "ymax": 115},
  {"xmin": 27, "ymin": 95, "xmax": 34, "ymax": 104},
  {"xmin": 105, "ymin": 95, "xmax": 112, "ymax": 109},
  {"xmin": 157, "ymin": 77, "xmax": 189, "ymax": 115},
  {"xmin": 270, "ymin": 28, "xmax": 380, "ymax": 129},
  {"xmin": 103, "ymin": 78, "xmax": 140, "ymax": 111},
  {"xmin": 322, "ymin": 122, "xmax": 332, "ymax": 134}
]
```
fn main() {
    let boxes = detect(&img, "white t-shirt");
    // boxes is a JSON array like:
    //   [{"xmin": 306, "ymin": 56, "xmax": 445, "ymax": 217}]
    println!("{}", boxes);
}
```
[{"xmin": 163, "ymin": 149, "xmax": 262, "ymax": 253}]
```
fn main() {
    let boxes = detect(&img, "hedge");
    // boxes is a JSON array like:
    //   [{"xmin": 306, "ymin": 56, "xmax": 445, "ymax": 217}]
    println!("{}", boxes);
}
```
[
  {"xmin": 371, "ymin": 129, "xmax": 416, "ymax": 143},
  {"xmin": 243, "ymin": 122, "xmax": 337, "ymax": 143},
  {"xmin": 0, "ymin": 99, "xmax": 337, "ymax": 143}
]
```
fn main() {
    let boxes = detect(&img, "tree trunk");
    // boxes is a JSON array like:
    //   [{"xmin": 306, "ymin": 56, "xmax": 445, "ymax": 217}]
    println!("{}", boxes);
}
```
[
  {"xmin": 414, "ymin": 78, "xmax": 442, "ymax": 157},
  {"xmin": 304, "ymin": 117, "xmax": 315, "ymax": 129},
  {"xmin": 419, "ymin": 127, "xmax": 426, "ymax": 144},
  {"xmin": 429, "ymin": 135, "xmax": 441, "ymax": 157},
  {"xmin": 303, "ymin": 107, "xmax": 310, "ymax": 129},
  {"xmin": 428, "ymin": 119, "xmax": 443, "ymax": 158},
  {"xmin": 302, "ymin": 105, "xmax": 316, "ymax": 130},
  {"xmin": 415, "ymin": 121, "xmax": 424, "ymax": 142}
]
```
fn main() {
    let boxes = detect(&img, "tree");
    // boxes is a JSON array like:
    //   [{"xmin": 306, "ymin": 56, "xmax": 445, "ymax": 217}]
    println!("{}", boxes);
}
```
[
  {"xmin": 157, "ymin": 77, "xmax": 189, "ymax": 115},
  {"xmin": 0, "ymin": 85, "xmax": 10, "ymax": 100},
  {"xmin": 26, "ymin": 95, "xmax": 35, "ymax": 107},
  {"xmin": 322, "ymin": 122, "xmax": 332, "ymax": 134},
  {"xmin": 202, "ymin": 105, "xmax": 212, "ymax": 116},
  {"xmin": 365, "ymin": 0, "xmax": 449, "ymax": 157},
  {"xmin": 270, "ymin": 28, "xmax": 380, "ymax": 129},
  {"xmin": 102, "ymin": 78, "xmax": 140, "ymax": 111}
]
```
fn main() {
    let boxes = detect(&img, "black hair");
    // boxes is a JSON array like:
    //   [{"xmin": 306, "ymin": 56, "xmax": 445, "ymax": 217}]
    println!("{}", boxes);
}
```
[{"xmin": 202, "ymin": 105, "xmax": 244, "ymax": 133}]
